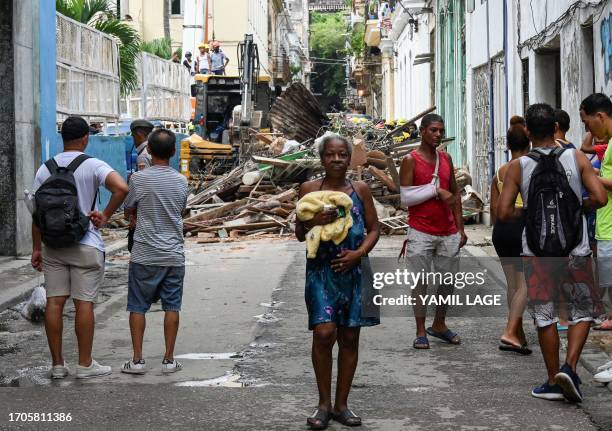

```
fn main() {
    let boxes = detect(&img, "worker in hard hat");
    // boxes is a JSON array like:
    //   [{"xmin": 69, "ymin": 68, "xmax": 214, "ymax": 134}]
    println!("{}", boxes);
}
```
[
  {"xmin": 210, "ymin": 40, "xmax": 229, "ymax": 75},
  {"xmin": 195, "ymin": 43, "xmax": 211, "ymax": 75},
  {"xmin": 385, "ymin": 119, "xmax": 396, "ymax": 130}
]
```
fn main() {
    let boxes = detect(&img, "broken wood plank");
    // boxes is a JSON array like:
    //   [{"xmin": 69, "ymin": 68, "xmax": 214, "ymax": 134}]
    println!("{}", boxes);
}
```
[
  {"xmin": 184, "ymin": 199, "xmax": 248, "ymax": 223},
  {"xmin": 386, "ymin": 157, "xmax": 401, "ymax": 190},
  {"xmin": 368, "ymin": 166, "xmax": 399, "ymax": 193},
  {"xmin": 252, "ymin": 155, "xmax": 294, "ymax": 168}
]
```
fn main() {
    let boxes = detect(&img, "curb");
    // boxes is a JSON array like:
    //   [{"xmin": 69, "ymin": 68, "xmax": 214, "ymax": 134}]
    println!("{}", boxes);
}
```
[{"xmin": 0, "ymin": 239, "xmax": 128, "ymax": 313}]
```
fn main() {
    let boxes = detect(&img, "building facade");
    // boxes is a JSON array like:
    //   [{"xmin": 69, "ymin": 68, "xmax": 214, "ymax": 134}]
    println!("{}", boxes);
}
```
[
  {"xmin": 465, "ymin": 0, "xmax": 611, "ymax": 199},
  {"xmin": 120, "ymin": 0, "xmax": 184, "ymax": 50}
]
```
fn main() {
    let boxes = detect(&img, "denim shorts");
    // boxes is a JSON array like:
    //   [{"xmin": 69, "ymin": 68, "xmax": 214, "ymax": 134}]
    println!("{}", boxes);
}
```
[{"xmin": 127, "ymin": 262, "xmax": 185, "ymax": 313}]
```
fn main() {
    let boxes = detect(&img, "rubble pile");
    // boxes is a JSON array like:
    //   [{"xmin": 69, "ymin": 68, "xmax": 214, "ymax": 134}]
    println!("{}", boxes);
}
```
[
  {"xmin": 107, "ymin": 93, "xmax": 482, "ymax": 242},
  {"xmin": 176, "ymin": 105, "xmax": 482, "ymax": 243}
]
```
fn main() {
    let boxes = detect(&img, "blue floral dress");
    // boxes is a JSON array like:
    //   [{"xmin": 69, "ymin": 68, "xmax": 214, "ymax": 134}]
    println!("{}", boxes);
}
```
[{"xmin": 305, "ymin": 184, "xmax": 380, "ymax": 330}]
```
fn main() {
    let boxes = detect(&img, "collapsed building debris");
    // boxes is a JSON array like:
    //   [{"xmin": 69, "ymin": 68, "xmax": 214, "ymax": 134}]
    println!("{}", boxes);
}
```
[{"xmin": 104, "ymin": 98, "xmax": 479, "ymax": 242}]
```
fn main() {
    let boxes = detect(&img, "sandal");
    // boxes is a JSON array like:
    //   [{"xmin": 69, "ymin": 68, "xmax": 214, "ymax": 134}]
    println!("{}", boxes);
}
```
[
  {"xmin": 307, "ymin": 408, "xmax": 331, "ymax": 429},
  {"xmin": 413, "ymin": 335, "xmax": 430, "ymax": 349},
  {"xmin": 499, "ymin": 341, "xmax": 532, "ymax": 355},
  {"xmin": 426, "ymin": 327, "xmax": 461, "ymax": 345},
  {"xmin": 332, "ymin": 409, "xmax": 362, "ymax": 427},
  {"xmin": 593, "ymin": 319, "xmax": 612, "ymax": 331}
]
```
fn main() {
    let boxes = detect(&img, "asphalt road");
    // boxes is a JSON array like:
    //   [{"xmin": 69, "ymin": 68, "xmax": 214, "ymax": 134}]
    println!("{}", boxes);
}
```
[{"xmin": 0, "ymin": 237, "xmax": 611, "ymax": 430}]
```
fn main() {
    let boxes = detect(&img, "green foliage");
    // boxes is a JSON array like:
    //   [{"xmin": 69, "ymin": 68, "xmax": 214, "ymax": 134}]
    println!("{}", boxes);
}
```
[
  {"xmin": 140, "ymin": 37, "xmax": 173, "ymax": 60},
  {"xmin": 309, "ymin": 12, "xmax": 348, "ymax": 107},
  {"xmin": 56, "ymin": 0, "xmax": 141, "ymax": 95},
  {"xmin": 348, "ymin": 23, "xmax": 366, "ymax": 58}
]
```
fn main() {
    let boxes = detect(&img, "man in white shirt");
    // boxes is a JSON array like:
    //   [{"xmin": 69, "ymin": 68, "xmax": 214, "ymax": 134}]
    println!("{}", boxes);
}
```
[
  {"xmin": 195, "ymin": 43, "xmax": 211, "ymax": 74},
  {"xmin": 31, "ymin": 116, "xmax": 129, "ymax": 379}
]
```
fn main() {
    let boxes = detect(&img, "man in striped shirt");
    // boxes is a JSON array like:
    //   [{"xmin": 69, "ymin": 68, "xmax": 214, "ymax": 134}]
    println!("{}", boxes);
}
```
[{"xmin": 121, "ymin": 129, "xmax": 189, "ymax": 375}]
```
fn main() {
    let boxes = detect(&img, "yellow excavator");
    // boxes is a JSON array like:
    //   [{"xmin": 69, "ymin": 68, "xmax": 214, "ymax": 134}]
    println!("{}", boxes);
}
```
[{"xmin": 180, "ymin": 34, "xmax": 272, "ymax": 178}]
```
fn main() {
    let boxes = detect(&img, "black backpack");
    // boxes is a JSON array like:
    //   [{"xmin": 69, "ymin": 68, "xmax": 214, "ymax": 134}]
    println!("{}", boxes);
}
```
[
  {"xmin": 525, "ymin": 147, "xmax": 583, "ymax": 257},
  {"xmin": 34, "ymin": 154, "xmax": 98, "ymax": 248}
]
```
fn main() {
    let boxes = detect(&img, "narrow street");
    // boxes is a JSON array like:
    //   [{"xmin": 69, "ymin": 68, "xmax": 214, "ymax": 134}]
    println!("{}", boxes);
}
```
[{"xmin": 1, "ymin": 231, "xmax": 611, "ymax": 430}]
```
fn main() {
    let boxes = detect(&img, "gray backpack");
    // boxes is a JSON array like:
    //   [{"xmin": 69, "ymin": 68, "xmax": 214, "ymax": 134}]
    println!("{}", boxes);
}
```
[{"xmin": 34, "ymin": 154, "xmax": 97, "ymax": 248}]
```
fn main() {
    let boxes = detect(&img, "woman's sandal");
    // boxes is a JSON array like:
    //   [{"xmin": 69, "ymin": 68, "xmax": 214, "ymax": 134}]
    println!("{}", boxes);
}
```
[
  {"xmin": 307, "ymin": 408, "xmax": 332, "ymax": 430},
  {"xmin": 332, "ymin": 409, "xmax": 362, "ymax": 427}
]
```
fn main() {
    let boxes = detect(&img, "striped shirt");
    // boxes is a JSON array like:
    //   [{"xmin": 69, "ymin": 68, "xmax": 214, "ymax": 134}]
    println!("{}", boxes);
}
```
[{"xmin": 125, "ymin": 165, "xmax": 188, "ymax": 266}]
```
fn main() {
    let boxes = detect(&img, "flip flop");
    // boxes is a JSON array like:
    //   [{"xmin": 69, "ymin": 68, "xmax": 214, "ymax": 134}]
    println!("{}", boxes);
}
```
[
  {"xmin": 426, "ymin": 327, "xmax": 461, "ymax": 345},
  {"xmin": 593, "ymin": 320, "xmax": 612, "ymax": 331},
  {"xmin": 413, "ymin": 335, "xmax": 430, "ymax": 349},
  {"xmin": 307, "ymin": 408, "xmax": 331, "ymax": 430},
  {"xmin": 499, "ymin": 342, "xmax": 532, "ymax": 355},
  {"xmin": 332, "ymin": 409, "xmax": 362, "ymax": 427}
]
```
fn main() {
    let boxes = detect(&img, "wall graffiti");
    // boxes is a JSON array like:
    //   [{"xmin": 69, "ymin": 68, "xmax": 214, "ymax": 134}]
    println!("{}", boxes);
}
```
[{"xmin": 602, "ymin": 12, "xmax": 612, "ymax": 83}]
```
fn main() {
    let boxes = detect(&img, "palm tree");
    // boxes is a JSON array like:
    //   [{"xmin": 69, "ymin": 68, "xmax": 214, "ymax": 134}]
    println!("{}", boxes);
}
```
[
  {"xmin": 56, "ymin": 0, "xmax": 141, "ymax": 95},
  {"xmin": 163, "ymin": 0, "xmax": 171, "ymax": 40}
]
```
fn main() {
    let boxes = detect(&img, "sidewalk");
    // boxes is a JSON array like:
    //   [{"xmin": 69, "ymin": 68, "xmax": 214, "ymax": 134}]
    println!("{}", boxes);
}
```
[{"xmin": 0, "ymin": 234, "xmax": 128, "ymax": 312}]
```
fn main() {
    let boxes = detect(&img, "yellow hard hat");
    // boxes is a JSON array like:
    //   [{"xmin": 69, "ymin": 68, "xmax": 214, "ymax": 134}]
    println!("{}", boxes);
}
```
[
  {"xmin": 397, "ymin": 118, "xmax": 407, "ymax": 125},
  {"xmin": 198, "ymin": 43, "xmax": 209, "ymax": 49},
  {"xmin": 385, "ymin": 119, "xmax": 395, "ymax": 126}
]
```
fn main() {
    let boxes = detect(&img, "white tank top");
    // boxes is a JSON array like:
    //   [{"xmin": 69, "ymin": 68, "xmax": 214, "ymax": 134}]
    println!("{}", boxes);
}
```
[{"xmin": 519, "ymin": 148, "xmax": 590, "ymax": 256}]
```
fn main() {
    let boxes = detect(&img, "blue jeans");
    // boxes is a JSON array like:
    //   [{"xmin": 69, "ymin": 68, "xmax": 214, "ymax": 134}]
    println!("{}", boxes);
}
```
[{"xmin": 127, "ymin": 262, "xmax": 185, "ymax": 313}]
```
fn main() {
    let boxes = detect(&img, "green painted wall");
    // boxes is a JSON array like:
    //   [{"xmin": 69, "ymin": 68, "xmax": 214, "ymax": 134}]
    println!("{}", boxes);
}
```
[{"xmin": 435, "ymin": 0, "xmax": 466, "ymax": 167}]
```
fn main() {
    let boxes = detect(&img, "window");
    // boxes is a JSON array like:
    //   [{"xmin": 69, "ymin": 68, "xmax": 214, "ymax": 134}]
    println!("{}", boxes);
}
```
[{"xmin": 171, "ymin": 0, "xmax": 182, "ymax": 15}]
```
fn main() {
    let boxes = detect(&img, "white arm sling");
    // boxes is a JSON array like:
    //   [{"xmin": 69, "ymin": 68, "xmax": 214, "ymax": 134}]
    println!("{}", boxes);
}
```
[{"xmin": 400, "ymin": 152, "xmax": 440, "ymax": 208}]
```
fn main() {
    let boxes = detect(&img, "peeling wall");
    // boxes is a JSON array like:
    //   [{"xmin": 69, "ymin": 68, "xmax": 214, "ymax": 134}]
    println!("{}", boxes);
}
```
[{"xmin": 594, "ymin": 1, "xmax": 612, "ymax": 95}]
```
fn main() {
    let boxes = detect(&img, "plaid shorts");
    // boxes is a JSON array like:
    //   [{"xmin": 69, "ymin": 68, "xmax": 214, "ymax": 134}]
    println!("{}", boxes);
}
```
[{"xmin": 523, "ymin": 255, "xmax": 606, "ymax": 327}]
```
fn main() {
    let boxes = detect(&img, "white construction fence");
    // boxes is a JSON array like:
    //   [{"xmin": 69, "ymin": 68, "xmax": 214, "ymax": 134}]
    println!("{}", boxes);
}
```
[
  {"xmin": 56, "ymin": 13, "xmax": 121, "ymax": 122},
  {"xmin": 122, "ymin": 53, "xmax": 191, "ymax": 122}
]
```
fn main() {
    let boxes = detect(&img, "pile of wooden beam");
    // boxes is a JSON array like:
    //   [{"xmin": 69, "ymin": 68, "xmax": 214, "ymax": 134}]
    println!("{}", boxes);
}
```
[{"xmin": 183, "ymin": 188, "xmax": 298, "ymax": 242}]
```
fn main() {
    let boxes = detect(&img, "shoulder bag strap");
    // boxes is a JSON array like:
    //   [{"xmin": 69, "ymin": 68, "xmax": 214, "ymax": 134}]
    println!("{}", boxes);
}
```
[
  {"xmin": 44, "ymin": 158, "xmax": 59, "ymax": 174},
  {"xmin": 66, "ymin": 154, "xmax": 91, "ymax": 172},
  {"xmin": 430, "ymin": 151, "xmax": 440, "ymax": 186}
]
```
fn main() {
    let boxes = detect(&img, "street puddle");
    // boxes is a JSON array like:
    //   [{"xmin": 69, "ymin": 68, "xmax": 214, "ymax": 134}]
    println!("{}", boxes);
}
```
[
  {"xmin": 176, "ymin": 372, "xmax": 246, "ymax": 388},
  {"xmin": 259, "ymin": 301, "xmax": 285, "ymax": 308},
  {"xmin": 249, "ymin": 342, "xmax": 283, "ymax": 349},
  {"xmin": 253, "ymin": 312, "xmax": 281, "ymax": 324},
  {"xmin": 175, "ymin": 352, "xmax": 242, "ymax": 360}
]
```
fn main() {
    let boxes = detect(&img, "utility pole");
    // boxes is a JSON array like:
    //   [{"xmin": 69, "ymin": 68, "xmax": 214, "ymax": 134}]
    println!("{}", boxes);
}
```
[{"xmin": 204, "ymin": 0, "xmax": 209, "ymax": 42}]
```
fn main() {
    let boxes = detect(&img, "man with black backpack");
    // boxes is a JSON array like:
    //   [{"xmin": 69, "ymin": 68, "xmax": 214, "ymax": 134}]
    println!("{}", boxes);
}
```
[
  {"xmin": 31, "ymin": 116, "xmax": 129, "ymax": 379},
  {"xmin": 498, "ymin": 103, "xmax": 607, "ymax": 403}
]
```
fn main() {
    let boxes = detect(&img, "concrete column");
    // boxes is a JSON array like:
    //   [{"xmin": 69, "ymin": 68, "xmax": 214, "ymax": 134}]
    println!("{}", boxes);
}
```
[
  {"xmin": 0, "ymin": 1, "xmax": 17, "ymax": 255},
  {"xmin": 380, "ymin": 39, "xmax": 395, "ymax": 121},
  {"xmin": 0, "ymin": 0, "xmax": 53, "ymax": 256}
]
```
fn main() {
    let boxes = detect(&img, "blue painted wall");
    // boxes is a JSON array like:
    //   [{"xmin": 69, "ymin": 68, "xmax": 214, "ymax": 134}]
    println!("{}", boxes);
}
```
[
  {"xmin": 39, "ymin": 0, "xmax": 56, "ymax": 162},
  {"xmin": 47, "ymin": 133, "xmax": 186, "ymax": 208}
]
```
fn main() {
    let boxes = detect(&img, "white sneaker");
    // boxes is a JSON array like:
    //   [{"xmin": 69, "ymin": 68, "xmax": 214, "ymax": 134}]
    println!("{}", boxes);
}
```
[
  {"xmin": 594, "ymin": 367, "xmax": 612, "ymax": 384},
  {"xmin": 121, "ymin": 359, "xmax": 147, "ymax": 375},
  {"xmin": 75, "ymin": 359, "xmax": 112, "ymax": 379},
  {"xmin": 161, "ymin": 359, "xmax": 183, "ymax": 374},
  {"xmin": 51, "ymin": 362, "xmax": 69, "ymax": 379},
  {"xmin": 596, "ymin": 360, "xmax": 612, "ymax": 372}
]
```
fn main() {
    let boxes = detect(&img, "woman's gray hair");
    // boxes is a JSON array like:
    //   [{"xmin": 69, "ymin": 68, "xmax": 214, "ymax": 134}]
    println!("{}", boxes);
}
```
[{"xmin": 316, "ymin": 132, "xmax": 352, "ymax": 159}]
